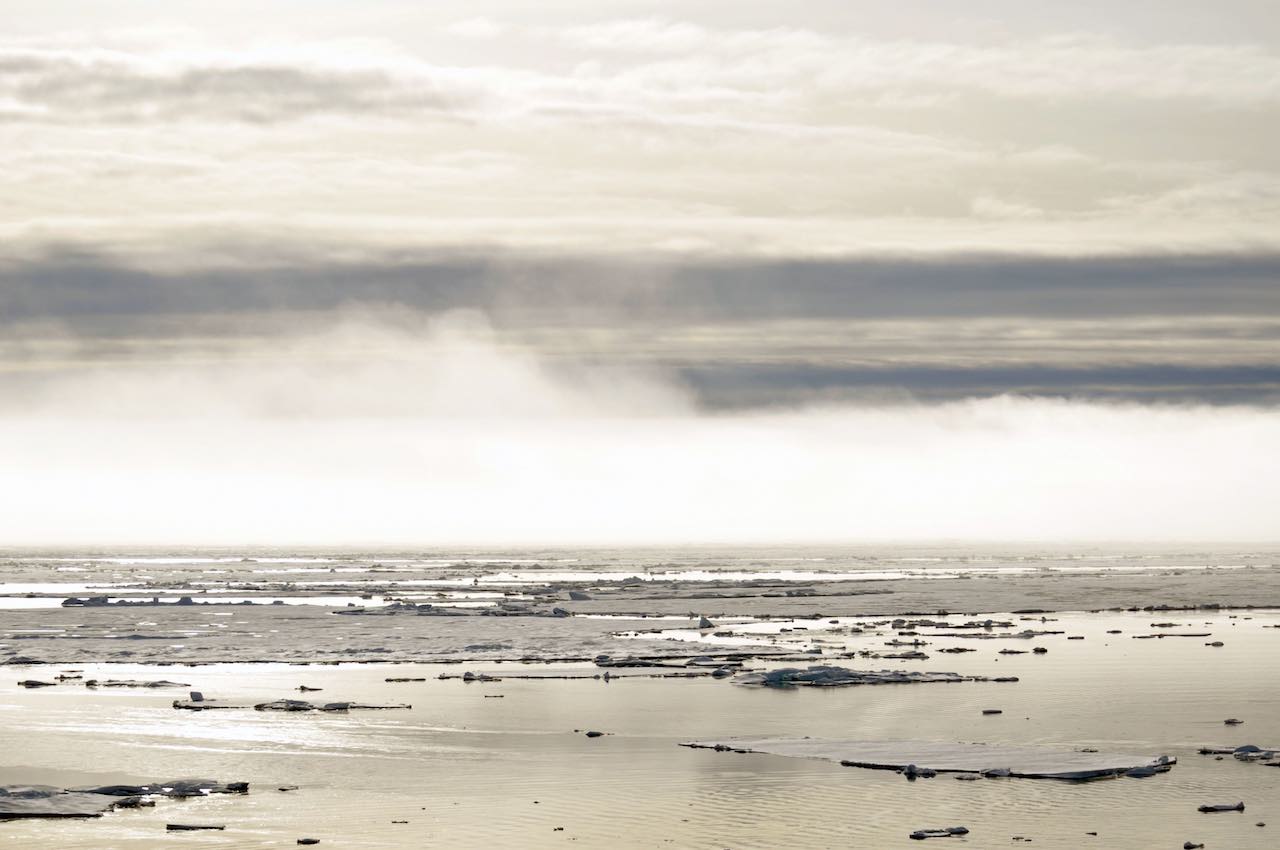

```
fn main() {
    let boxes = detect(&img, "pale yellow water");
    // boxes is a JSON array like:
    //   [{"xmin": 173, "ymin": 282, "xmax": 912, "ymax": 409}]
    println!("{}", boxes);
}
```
[{"xmin": 3, "ymin": 609, "xmax": 1279, "ymax": 848}]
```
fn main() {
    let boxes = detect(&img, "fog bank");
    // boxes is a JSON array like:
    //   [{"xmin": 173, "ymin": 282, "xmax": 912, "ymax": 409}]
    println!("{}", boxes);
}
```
[{"xmin": 3, "ymin": 315, "xmax": 1276, "ymax": 546}]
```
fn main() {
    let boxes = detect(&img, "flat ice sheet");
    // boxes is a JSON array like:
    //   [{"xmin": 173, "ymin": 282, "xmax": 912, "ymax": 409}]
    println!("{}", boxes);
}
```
[
  {"xmin": 682, "ymin": 738, "xmax": 1175, "ymax": 780},
  {"xmin": 0, "ymin": 786, "xmax": 120, "ymax": 819}
]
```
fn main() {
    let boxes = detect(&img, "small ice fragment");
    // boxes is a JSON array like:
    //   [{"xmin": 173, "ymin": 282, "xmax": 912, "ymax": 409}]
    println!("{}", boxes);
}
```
[
  {"xmin": 909, "ymin": 826, "xmax": 969, "ymax": 840},
  {"xmin": 1198, "ymin": 802, "xmax": 1245, "ymax": 813}
]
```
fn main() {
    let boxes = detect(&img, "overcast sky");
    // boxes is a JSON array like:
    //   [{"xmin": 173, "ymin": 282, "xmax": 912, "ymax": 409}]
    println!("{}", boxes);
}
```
[
  {"xmin": 2, "ymin": 0, "xmax": 1278, "ymax": 404},
  {"xmin": 1, "ymin": 2, "xmax": 1277, "ymax": 544},
  {"xmin": 4, "ymin": 0, "xmax": 1279, "ymax": 259}
]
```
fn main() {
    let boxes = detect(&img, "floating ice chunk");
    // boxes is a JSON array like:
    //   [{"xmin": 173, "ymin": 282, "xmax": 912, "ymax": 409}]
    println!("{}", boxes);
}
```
[
  {"xmin": 0, "ymin": 786, "xmax": 124, "ymax": 819},
  {"xmin": 253, "ymin": 699, "xmax": 410, "ymax": 712},
  {"xmin": 733, "ymin": 666, "xmax": 1009, "ymax": 688},
  {"xmin": 1198, "ymin": 802, "xmax": 1245, "ymax": 813},
  {"xmin": 0, "ymin": 779, "xmax": 248, "ymax": 820},
  {"xmin": 900, "ymin": 764, "xmax": 936, "ymax": 779},
  {"xmin": 173, "ymin": 698, "xmax": 250, "ymax": 710},
  {"xmin": 909, "ymin": 826, "xmax": 969, "ymax": 840},
  {"xmin": 681, "ymin": 739, "xmax": 1176, "ymax": 781}
]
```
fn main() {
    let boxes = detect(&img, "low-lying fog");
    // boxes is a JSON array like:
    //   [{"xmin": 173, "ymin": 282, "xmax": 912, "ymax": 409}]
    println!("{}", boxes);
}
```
[{"xmin": 3, "ymin": 312, "xmax": 1276, "ymax": 546}]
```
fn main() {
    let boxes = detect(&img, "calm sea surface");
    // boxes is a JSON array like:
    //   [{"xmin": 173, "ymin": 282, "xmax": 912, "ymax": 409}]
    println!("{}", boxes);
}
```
[{"xmin": 2, "ymin": 547, "xmax": 1278, "ymax": 848}]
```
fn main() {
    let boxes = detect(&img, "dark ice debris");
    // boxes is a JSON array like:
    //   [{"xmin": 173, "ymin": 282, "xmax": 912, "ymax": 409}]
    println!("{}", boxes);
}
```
[
  {"xmin": 167, "ymin": 823, "xmax": 224, "ymax": 830},
  {"xmin": 1198, "ymin": 802, "xmax": 1245, "ymax": 812},
  {"xmin": 900, "ymin": 764, "xmax": 936, "ymax": 779},
  {"xmin": 1133, "ymin": 633, "xmax": 1212, "ymax": 639},
  {"xmin": 83, "ymin": 780, "xmax": 248, "ymax": 798},
  {"xmin": 1197, "ymin": 744, "xmax": 1279, "ymax": 759},
  {"xmin": 733, "ymin": 665, "xmax": 1014, "ymax": 688},
  {"xmin": 254, "ymin": 699, "xmax": 411, "ymax": 712},
  {"xmin": 173, "ymin": 698, "xmax": 250, "ymax": 710},
  {"xmin": 910, "ymin": 826, "xmax": 969, "ymax": 840},
  {"xmin": 174, "ymin": 698, "xmax": 408, "ymax": 712},
  {"xmin": 84, "ymin": 679, "xmax": 190, "ymax": 688},
  {"xmin": 1123, "ymin": 765, "xmax": 1161, "ymax": 778},
  {"xmin": 594, "ymin": 657, "xmax": 686, "ymax": 669},
  {"xmin": 0, "ymin": 786, "xmax": 126, "ymax": 819},
  {"xmin": 333, "ymin": 602, "xmax": 467, "ymax": 616},
  {"xmin": 685, "ymin": 739, "xmax": 1174, "ymax": 781}
]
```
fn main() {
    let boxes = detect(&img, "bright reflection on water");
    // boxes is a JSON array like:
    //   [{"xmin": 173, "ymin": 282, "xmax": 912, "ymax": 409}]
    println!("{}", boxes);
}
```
[{"xmin": 1, "ymin": 610, "xmax": 1279, "ymax": 848}]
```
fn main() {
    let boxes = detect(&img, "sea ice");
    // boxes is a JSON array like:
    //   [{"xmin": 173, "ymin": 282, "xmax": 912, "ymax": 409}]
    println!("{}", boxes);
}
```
[{"xmin": 682, "ymin": 739, "xmax": 1176, "ymax": 781}]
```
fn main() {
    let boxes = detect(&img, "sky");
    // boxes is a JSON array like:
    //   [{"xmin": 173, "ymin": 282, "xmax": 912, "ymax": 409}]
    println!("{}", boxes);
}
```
[{"xmin": 1, "ymin": 1, "xmax": 1277, "ymax": 545}]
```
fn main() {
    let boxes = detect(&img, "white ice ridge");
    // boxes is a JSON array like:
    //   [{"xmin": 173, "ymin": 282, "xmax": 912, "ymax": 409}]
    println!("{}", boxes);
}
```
[{"xmin": 681, "ymin": 739, "xmax": 1176, "ymax": 781}]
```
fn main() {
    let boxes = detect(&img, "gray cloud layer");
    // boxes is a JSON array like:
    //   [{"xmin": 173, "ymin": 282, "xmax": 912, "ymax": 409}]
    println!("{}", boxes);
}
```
[
  {"xmin": 4, "ymin": 251, "xmax": 1277, "ymax": 406},
  {"xmin": 6, "ymin": 251, "xmax": 1278, "ymax": 321}
]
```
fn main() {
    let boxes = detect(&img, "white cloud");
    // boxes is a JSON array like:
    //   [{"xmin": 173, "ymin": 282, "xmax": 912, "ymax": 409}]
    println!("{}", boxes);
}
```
[
  {"xmin": 970, "ymin": 196, "xmax": 1045, "ymax": 220},
  {"xmin": 444, "ymin": 17, "xmax": 506, "ymax": 40},
  {"xmin": 0, "ymin": 12, "xmax": 1276, "ymax": 257}
]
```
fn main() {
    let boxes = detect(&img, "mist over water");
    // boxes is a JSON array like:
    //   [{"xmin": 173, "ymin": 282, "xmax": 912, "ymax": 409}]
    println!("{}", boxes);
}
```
[{"xmin": 3, "ymin": 311, "xmax": 1277, "ymax": 547}]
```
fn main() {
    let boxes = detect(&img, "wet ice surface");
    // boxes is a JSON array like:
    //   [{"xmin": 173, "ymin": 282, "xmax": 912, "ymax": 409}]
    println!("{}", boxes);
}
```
[{"xmin": 1, "ymin": 547, "xmax": 1279, "ymax": 847}]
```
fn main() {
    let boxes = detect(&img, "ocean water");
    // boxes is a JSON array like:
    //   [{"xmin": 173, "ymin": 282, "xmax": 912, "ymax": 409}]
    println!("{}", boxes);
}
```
[{"xmin": 2, "ymin": 547, "xmax": 1279, "ymax": 847}]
